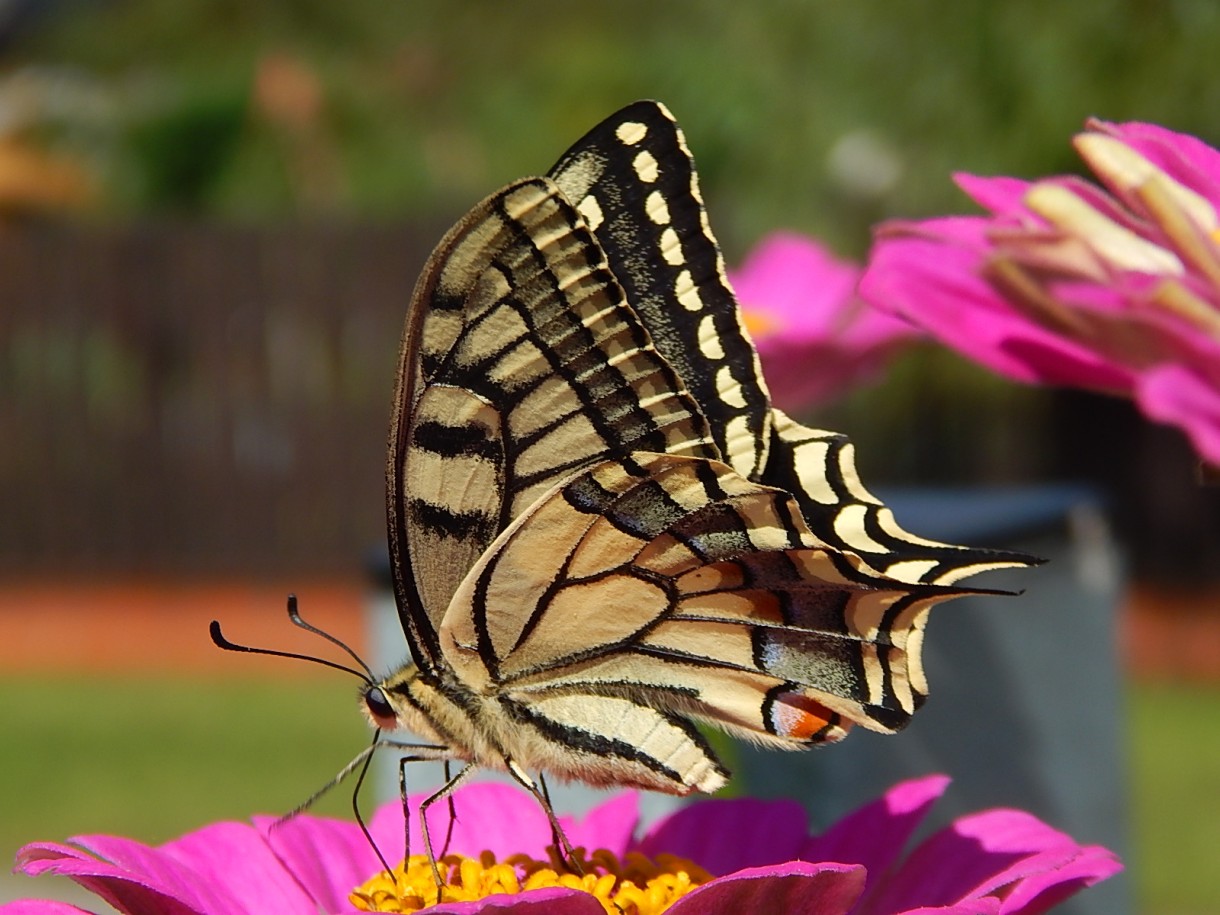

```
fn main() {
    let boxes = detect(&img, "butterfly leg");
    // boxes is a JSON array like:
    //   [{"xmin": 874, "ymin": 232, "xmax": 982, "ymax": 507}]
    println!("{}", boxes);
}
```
[
  {"xmin": 439, "ymin": 760, "xmax": 458, "ymax": 859},
  {"xmin": 372, "ymin": 739, "xmax": 452, "ymax": 877},
  {"xmin": 418, "ymin": 761, "xmax": 479, "ymax": 886},
  {"xmin": 537, "ymin": 772, "xmax": 563, "ymax": 853},
  {"xmin": 506, "ymin": 759, "xmax": 582, "ymax": 874}
]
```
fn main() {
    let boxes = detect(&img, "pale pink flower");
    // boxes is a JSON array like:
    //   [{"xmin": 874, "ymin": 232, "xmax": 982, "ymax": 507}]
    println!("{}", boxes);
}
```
[{"xmin": 730, "ymin": 232, "xmax": 918, "ymax": 410}]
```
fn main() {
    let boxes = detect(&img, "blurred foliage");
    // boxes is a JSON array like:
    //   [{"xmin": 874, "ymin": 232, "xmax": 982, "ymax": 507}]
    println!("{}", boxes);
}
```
[{"xmin": 10, "ymin": 0, "xmax": 1220, "ymax": 252}]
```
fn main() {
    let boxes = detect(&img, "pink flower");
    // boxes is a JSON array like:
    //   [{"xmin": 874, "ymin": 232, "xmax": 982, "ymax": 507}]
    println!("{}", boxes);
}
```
[
  {"xmin": 4, "ymin": 776, "xmax": 1118, "ymax": 914},
  {"xmin": 729, "ymin": 232, "xmax": 918, "ymax": 410},
  {"xmin": 859, "ymin": 119, "xmax": 1220, "ymax": 467}
]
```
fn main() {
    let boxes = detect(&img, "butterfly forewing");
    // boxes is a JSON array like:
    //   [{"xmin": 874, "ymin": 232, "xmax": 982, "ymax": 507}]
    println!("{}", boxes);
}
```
[
  {"xmin": 549, "ymin": 101, "xmax": 773, "ymax": 482},
  {"xmin": 550, "ymin": 100, "xmax": 1030, "ymax": 590},
  {"xmin": 388, "ymin": 177, "xmax": 718, "ymax": 669}
]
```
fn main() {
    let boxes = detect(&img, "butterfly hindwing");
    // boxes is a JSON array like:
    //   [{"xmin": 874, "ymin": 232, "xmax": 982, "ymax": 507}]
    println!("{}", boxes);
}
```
[
  {"xmin": 764, "ymin": 410, "xmax": 1035, "ymax": 584},
  {"xmin": 388, "ymin": 177, "xmax": 718, "ymax": 668},
  {"xmin": 438, "ymin": 451, "xmax": 977, "ymax": 778}
]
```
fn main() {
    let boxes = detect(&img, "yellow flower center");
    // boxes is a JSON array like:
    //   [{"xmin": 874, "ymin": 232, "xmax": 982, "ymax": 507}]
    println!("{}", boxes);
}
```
[{"xmin": 350, "ymin": 847, "xmax": 712, "ymax": 915}]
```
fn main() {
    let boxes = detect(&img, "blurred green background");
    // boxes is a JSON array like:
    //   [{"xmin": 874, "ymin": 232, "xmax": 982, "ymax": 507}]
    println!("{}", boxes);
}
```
[{"xmin": 3, "ymin": 2, "xmax": 1220, "ymax": 913}]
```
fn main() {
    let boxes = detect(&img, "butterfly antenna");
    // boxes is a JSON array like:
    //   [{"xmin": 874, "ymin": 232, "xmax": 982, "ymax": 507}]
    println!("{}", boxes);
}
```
[
  {"xmin": 209, "ymin": 593, "xmax": 374, "ymax": 681},
  {"xmin": 208, "ymin": 619, "xmax": 371, "ymax": 682},
  {"xmin": 282, "ymin": 594, "xmax": 377, "ymax": 680}
]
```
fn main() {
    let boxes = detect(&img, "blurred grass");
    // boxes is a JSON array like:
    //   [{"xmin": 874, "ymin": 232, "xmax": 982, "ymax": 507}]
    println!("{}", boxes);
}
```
[
  {"xmin": 1, "ymin": 675, "xmax": 1218, "ymax": 913},
  {"xmin": 1129, "ymin": 681, "xmax": 1220, "ymax": 915},
  {"xmin": 0, "ymin": 675, "xmax": 368, "ymax": 867}
]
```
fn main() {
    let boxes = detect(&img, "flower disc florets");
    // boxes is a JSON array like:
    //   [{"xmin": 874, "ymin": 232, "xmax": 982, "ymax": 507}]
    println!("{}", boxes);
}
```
[{"xmin": 351, "ymin": 847, "xmax": 711, "ymax": 914}]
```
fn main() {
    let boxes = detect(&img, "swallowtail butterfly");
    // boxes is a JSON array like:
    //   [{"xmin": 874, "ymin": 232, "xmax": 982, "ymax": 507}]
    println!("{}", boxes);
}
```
[
  {"xmin": 375, "ymin": 102, "xmax": 1030, "ymax": 803},
  {"xmin": 215, "ymin": 101, "xmax": 1031, "ymax": 863}
]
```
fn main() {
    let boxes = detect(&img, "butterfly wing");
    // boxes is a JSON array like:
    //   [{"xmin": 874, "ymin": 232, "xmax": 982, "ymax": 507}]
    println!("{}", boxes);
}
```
[
  {"xmin": 437, "ymin": 452, "xmax": 976, "ymax": 793},
  {"xmin": 549, "ymin": 100, "xmax": 773, "ymax": 481},
  {"xmin": 388, "ymin": 177, "xmax": 718, "ymax": 668},
  {"xmin": 764, "ymin": 409, "xmax": 1035, "ymax": 584},
  {"xmin": 550, "ymin": 100, "xmax": 1032, "ymax": 586}
]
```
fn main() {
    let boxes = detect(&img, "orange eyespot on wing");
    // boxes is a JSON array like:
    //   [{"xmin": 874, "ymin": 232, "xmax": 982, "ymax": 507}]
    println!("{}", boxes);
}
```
[{"xmin": 766, "ymin": 691, "xmax": 852, "ymax": 743}]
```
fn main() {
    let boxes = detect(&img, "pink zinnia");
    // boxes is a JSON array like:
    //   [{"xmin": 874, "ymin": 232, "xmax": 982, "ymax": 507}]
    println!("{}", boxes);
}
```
[
  {"xmin": 859, "ymin": 119, "xmax": 1220, "ymax": 467},
  {"xmin": 730, "ymin": 232, "xmax": 918, "ymax": 411},
  {"xmin": 5, "ymin": 775, "xmax": 1119, "ymax": 914}
]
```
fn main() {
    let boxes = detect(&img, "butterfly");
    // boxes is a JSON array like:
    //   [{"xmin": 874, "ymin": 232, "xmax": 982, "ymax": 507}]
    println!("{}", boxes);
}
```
[
  {"xmin": 374, "ymin": 101, "xmax": 1032, "ymax": 809},
  {"xmin": 213, "ymin": 100, "xmax": 1031, "ymax": 868}
]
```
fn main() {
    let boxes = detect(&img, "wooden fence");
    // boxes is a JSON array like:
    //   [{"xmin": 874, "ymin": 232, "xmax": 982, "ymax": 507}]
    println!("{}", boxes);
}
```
[{"xmin": 1, "ymin": 221, "xmax": 434, "ymax": 575}]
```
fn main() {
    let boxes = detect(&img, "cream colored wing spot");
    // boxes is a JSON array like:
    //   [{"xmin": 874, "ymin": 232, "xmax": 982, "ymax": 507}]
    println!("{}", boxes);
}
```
[
  {"xmin": 860, "ymin": 644, "xmax": 888, "ymax": 708},
  {"xmin": 675, "ymin": 269, "xmax": 703, "ymax": 311},
  {"xmin": 836, "ymin": 443, "xmax": 883, "ymax": 505},
  {"xmin": 616, "ymin": 120, "xmax": 648, "ymax": 146},
  {"xmin": 645, "ymin": 190, "xmax": 671, "ymax": 225},
  {"xmin": 576, "ymin": 195, "xmax": 605, "ymax": 232},
  {"xmin": 721, "ymin": 415, "xmax": 756, "ymax": 473},
  {"xmin": 659, "ymin": 227, "xmax": 683, "ymax": 265},
  {"xmin": 929, "ymin": 561, "xmax": 1023, "ymax": 585},
  {"xmin": 874, "ymin": 508, "xmax": 951, "ymax": 549},
  {"xmin": 697, "ymin": 313, "xmax": 725, "ymax": 359},
  {"xmin": 882, "ymin": 559, "xmax": 941, "ymax": 583},
  {"xmin": 832, "ymin": 504, "xmax": 891, "ymax": 554},
  {"xmin": 714, "ymin": 365, "xmax": 747, "ymax": 409},
  {"xmin": 633, "ymin": 149, "xmax": 660, "ymax": 183}
]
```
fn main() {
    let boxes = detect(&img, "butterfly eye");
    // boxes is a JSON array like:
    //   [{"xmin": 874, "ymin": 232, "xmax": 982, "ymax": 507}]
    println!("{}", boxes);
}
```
[{"xmin": 364, "ymin": 687, "xmax": 397, "ymax": 728}]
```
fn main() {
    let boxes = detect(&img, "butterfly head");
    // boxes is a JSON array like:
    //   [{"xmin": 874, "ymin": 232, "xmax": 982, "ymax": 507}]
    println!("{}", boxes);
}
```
[{"xmin": 360, "ymin": 661, "xmax": 465, "ymax": 754}]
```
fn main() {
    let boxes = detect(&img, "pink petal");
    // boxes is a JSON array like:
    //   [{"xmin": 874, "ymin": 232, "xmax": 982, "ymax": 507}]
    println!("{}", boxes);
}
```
[
  {"xmin": 863, "ymin": 808, "xmax": 1110, "ymax": 914},
  {"xmin": 731, "ymin": 232, "xmax": 861, "ymax": 336},
  {"xmin": 561, "ymin": 791, "xmax": 638, "ymax": 856},
  {"xmin": 160, "ymin": 822, "xmax": 316, "ymax": 911},
  {"xmin": 862, "ymin": 221, "xmax": 1135, "ymax": 391},
  {"xmin": 634, "ymin": 798, "xmax": 808, "ymax": 877},
  {"xmin": 954, "ymin": 173, "xmax": 1036, "ymax": 218},
  {"xmin": 424, "ymin": 887, "xmax": 606, "ymax": 914},
  {"xmin": 731, "ymin": 231, "xmax": 916, "ymax": 408},
  {"xmin": 255, "ymin": 812, "xmax": 377, "ymax": 913},
  {"xmin": 899, "ymin": 903, "xmax": 1002, "ymax": 915},
  {"xmin": 758, "ymin": 337, "xmax": 911, "ymax": 409},
  {"xmin": 1093, "ymin": 120, "xmax": 1220, "ymax": 205},
  {"xmin": 1136, "ymin": 362, "xmax": 1220, "ymax": 466},
  {"xmin": 18, "ymin": 838, "xmax": 222, "ymax": 915},
  {"xmin": 0, "ymin": 903, "xmax": 99, "ymax": 915},
  {"xmin": 800, "ymin": 774, "xmax": 949, "ymax": 897},
  {"xmin": 366, "ymin": 783, "xmax": 559, "ymax": 865},
  {"xmin": 997, "ymin": 844, "xmax": 1122, "ymax": 915},
  {"xmin": 668, "ymin": 862, "xmax": 866, "ymax": 915}
]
